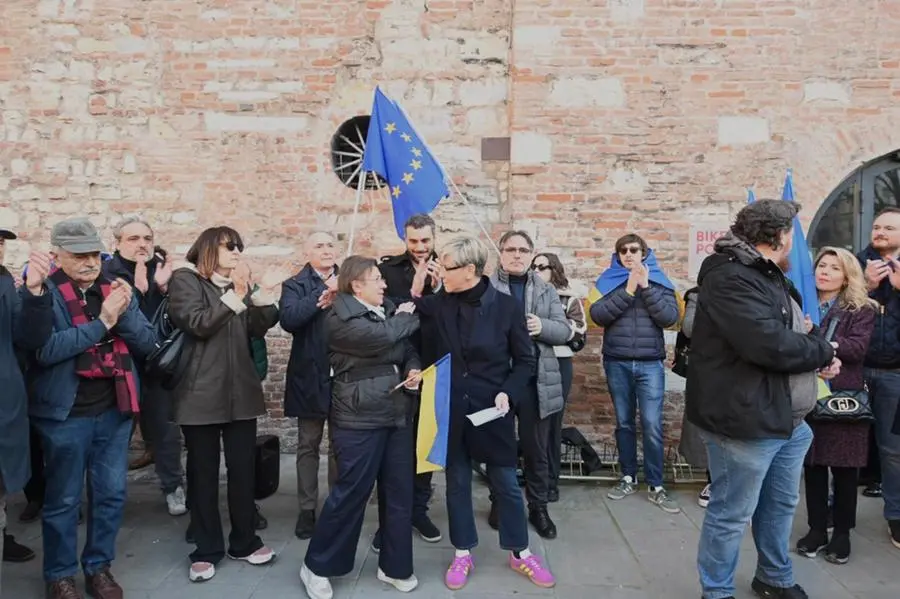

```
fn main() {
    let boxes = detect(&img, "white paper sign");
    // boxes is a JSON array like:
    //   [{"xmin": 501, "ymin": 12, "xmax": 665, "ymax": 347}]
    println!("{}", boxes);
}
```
[{"xmin": 466, "ymin": 406, "xmax": 507, "ymax": 427}]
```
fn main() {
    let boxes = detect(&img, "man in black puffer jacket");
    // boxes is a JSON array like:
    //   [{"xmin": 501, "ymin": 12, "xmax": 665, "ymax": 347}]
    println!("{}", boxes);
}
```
[{"xmin": 687, "ymin": 200, "xmax": 837, "ymax": 599}]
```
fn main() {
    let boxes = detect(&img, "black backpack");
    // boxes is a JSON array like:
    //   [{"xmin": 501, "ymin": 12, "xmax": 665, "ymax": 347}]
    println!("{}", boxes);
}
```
[{"xmin": 672, "ymin": 287, "xmax": 698, "ymax": 378}]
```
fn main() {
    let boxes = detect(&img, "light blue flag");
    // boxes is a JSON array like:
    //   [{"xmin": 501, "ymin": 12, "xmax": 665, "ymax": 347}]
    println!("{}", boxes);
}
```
[
  {"xmin": 782, "ymin": 169, "xmax": 820, "ymax": 326},
  {"xmin": 747, "ymin": 187, "xmax": 757, "ymax": 203},
  {"xmin": 362, "ymin": 87, "xmax": 450, "ymax": 239}
]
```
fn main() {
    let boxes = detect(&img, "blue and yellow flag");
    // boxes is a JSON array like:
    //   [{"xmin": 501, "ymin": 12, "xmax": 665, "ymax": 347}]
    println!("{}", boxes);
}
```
[
  {"xmin": 416, "ymin": 354, "xmax": 452, "ymax": 474},
  {"xmin": 362, "ymin": 87, "xmax": 450, "ymax": 240},
  {"xmin": 585, "ymin": 250, "xmax": 684, "ymax": 330},
  {"xmin": 782, "ymin": 169, "xmax": 820, "ymax": 327}
]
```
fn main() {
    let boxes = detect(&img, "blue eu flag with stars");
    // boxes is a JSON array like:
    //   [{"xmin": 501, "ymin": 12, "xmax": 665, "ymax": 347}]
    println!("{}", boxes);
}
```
[{"xmin": 362, "ymin": 87, "xmax": 450, "ymax": 239}]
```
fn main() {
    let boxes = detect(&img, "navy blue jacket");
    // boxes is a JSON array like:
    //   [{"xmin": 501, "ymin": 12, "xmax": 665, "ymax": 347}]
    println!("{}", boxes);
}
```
[
  {"xmin": 102, "ymin": 252, "xmax": 166, "ymax": 321},
  {"xmin": 27, "ymin": 277, "xmax": 158, "ymax": 422},
  {"xmin": 414, "ymin": 280, "xmax": 536, "ymax": 467},
  {"xmin": 858, "ymin": 246, "xmax": 900, "ymax": 369},
  {"xmin": 0, "ymin": 272, "xmax": 53, "ymax": 493},
  {"xmin": 279, "ymin": 263, "xmax": 334, "ymax": 419},
  {"xmin": 590, "ymin": 283, "xmax": 678, "ymax": 360}
]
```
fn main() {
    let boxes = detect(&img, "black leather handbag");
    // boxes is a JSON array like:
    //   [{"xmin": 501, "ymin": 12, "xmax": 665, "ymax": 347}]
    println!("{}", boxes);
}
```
[
  {"xmin": 809, "ymin": 388, "xmax": 874, "ymax": 424},
  {"xmin": 145, "ymin": 297, "xmax": 190, "ymax": 390}
]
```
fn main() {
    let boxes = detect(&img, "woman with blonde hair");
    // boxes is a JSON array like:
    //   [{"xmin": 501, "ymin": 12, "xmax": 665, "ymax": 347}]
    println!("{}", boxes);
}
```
[{"xmin": 796, "ymin": 246, "xmax": 876, "ymax": 565}]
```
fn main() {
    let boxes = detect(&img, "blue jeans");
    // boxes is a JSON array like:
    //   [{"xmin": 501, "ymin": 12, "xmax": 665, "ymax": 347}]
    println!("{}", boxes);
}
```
[
  {"xmin": 866, "ymin": 368, "xmax": 900, "ymax": 521},
  {"xmin": 445, "ymin": 441, "xmax": 528, "ymax": 552},
  {"xmin": 33, "ymin": 409, "xmax": 132, "ymax": 582},
  {"xmin": 603, "ymin": 359, "xmax": 665, "ymax": 487},
  {"xmin": 697, "ymin": 422, "xmax": 813, "ymax": 599}
]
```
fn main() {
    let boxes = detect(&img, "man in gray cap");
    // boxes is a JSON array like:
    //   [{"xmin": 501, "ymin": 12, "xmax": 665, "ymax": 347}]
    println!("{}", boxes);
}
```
[
  {"xmin": 0, "ymin": 227, "xmax": 54, "ymax": 598},
  {"xmin": 29, "ymin": 217, "xmax": 157, "ymax": 599}
]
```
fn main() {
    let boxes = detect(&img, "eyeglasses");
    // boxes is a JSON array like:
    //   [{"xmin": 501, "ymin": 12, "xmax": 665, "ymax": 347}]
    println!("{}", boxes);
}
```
[
  {"xmin": 444, "ymin": 264, "xmax": 466, "ymax": 271},
  {"xmin": 618, "ymin": 246, "xmax": 642, "ymax": 255},
  {"xmin": 531, "ymin": 264, "xmax": 551, "ymax": 272},
  {"xmin": 502, "ymin": 247, "xmax": 532, "ymax": 255},
  {"xmin": 222, "ymin": 241, "xmax": 244, "ymax": 253}
]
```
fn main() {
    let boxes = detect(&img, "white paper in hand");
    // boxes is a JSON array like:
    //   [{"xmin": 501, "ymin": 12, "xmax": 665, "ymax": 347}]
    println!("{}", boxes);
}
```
[{"xmin": 466, "ymin": 406, "xmax": 506, "ymax": 427}]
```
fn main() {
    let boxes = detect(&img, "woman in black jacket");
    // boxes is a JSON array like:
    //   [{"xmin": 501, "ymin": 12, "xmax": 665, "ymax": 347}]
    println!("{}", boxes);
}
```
[
  {"xmin": 300, "ymin": 256, "xmax": 421, "ymax": 599},
  {"xmin": 413, "ymin": 236, "xmax": 555, "ymax": 591}
]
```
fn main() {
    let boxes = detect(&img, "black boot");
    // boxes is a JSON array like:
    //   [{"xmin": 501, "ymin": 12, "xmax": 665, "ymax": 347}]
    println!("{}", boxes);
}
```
[
  {"xmin": 751, "ymin": 578, "xmax": 809, "ymax": 598},
  {"xmin": 18, "ymin": 500, "xmax": 42, "ymax": 523},
  {"xmin": 528, "ymin": 506, "xmax": 557, "ymax": 539},
  {"xmin": 824, "ymin": 533, "xmax": 850, "ymax": 564},
  {"xmin": 294, "ymin": 510, "xmax": 315, "ymax": 540},
  {"xmin": 795, "ymin": 529, "xmax": 827, "ymax": 558},
  {"xmin": 2, "ymin": 534, "xmax": 36, "ymax": 562},
  {"xmin": 862, "ymin": 482, "xmax": 883, "ymax": 498}
]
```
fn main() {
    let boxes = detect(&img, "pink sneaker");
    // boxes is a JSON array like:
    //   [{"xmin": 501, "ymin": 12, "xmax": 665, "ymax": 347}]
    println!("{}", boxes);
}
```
[
  {"xmin": 444, "ymin": 554, "xmax": 475, "ymax": 590},
  {"xmin": 509, "ymin": 552, "xmax": 555, "ymax": 588}
]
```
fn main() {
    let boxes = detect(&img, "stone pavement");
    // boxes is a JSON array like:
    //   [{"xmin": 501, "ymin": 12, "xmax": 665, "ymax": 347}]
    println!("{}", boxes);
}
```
[{"xmin": 4, "ymin": 456, "xmax": 899, "ymax": 599}]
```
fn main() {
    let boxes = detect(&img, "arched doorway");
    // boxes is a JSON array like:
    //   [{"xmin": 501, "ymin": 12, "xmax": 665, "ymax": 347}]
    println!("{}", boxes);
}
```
[{"xmin": 809, "ymin": 151, "xmax": 900, "ymax": 253}]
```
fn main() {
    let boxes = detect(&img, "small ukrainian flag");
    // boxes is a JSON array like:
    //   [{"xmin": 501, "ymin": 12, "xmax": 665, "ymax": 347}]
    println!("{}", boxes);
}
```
[{"xmin": 416, "ymin": 354, "xmax": 452, "ymax": 474}]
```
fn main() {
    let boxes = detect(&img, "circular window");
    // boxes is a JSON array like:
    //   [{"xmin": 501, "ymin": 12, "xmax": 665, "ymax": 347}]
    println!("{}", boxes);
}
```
[{"xmin": 330, "ymin": 115, "xmax": 386, "ymax": 191}]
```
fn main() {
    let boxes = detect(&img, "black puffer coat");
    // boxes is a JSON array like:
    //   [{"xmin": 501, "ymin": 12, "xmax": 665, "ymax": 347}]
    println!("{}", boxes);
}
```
[
  {"xmin": 590, "ymin": 283, "xmax": 678, "ymax": 360},
  {"xmin": 327, "ymin": 293, "xmax": 420, "ymax": 430}
]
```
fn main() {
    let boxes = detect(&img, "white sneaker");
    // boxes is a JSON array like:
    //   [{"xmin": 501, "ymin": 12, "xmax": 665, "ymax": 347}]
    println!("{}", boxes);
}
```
[
  {"xmin": 189, "ymin": 561, "xmax": 215, "ymax": 582},
  {"xmin": 166, "ymin": 486, "xmax": 187, "ymax": 516},
  {"xmin": 698, "ymin": 483, "xmax": 711, "ymax": 508},
  {"xmin": 301, "ymin": 563, "xmax": 333, "ymax": 599},
  {"xmin": 228, "ymin": 546, "xmax": 276, "ymax": 565},
  {"xmin": 377, "ymin": 568, "xmax": 419, "ymax": 592}
]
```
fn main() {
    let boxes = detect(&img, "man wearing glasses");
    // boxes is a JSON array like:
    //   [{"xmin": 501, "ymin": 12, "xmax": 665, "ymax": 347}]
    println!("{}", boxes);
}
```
[{"xmin": 590, "ymin": 233, "xmax": 681, "ymax": 513}]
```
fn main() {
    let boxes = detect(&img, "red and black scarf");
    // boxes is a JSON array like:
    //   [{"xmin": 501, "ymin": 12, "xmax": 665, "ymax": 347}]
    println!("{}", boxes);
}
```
[{"xmin": 49, "ymin": 269, "xmax": 140, "ymax": 415}]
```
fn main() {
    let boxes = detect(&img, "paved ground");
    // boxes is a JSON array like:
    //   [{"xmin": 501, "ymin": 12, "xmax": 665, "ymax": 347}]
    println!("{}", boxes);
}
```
[{"xmin": 4, "ymin": 456, "xmax": 900, "ymax": 598}]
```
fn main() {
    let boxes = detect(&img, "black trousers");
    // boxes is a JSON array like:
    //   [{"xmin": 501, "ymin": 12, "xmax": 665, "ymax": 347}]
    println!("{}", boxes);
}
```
[
  {"xmin": 547, "ymin": 357, "xmax": 573, "ymax": 492},
  {"xmin": 861, "ymin": 427, "xmax": 881, "ymax": 484},
  {"xmin": 517, "ymin": 383, "xmax": 552, "ymax": 509},
  {"xmin": 305, "ymin": 425, "xmax": 413, "ymax": 580},
  {"xmin": 181, "ymin": 419, "xmax": 263, "ymax": 564},
  {"xmin": 805, "ymin": 465, "xmax": 858, "ymax": 535},
  {"xmin": 24, "ymin": 425, "xmax": 45, "ymax": 505}
]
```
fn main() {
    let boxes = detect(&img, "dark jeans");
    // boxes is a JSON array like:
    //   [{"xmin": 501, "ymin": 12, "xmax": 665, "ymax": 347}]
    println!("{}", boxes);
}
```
[
  {"xmin": 517, "ymin": 383, "xmax": 552, "ymax": 509},
  {"xmin": 547, "ymin": 357, "xmax": 573, "ymax": 492},
  {"xmin": 305, "ymin": 425, "xmax": 413, "ymax": 580},
  {"xmin": 446, "ymin": 439, "xmax": 528, "ymax": 552},
  {"xmin": 866, "ymin": 368, "xmax": 900, "ymax": 521},
  {"xmin": 604, "ymin": 359, "xmax": 666, "ymax": 488},
  {"xmin": 182, "ymin": 419, "xmax": 263, "ymax": 565},
  {"xmin": 33, "ymin": 409, "xmax": 132, "ymax": 582},
  {"xmin": 143, "ymin": 379, "xmax": 183, "ymax": 494},
  {"xmin": 24, "ymin": 424, "xmax": 45, "ymax": 505},
  {"xmin": 805, "ymin": 465, "xmax": 858, "ymax": 535}
]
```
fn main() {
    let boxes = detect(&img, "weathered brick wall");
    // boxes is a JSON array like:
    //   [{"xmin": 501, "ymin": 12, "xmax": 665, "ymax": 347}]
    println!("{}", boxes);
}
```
[{"xmin": 3, "ymin": 0, "xmax": 900, "ymax": 450}]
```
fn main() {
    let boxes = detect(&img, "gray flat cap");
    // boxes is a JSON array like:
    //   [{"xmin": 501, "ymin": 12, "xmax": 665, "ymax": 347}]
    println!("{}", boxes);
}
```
[{"xmin": 51, "ymin": 217, "xmax": 106, "ymax": 254}]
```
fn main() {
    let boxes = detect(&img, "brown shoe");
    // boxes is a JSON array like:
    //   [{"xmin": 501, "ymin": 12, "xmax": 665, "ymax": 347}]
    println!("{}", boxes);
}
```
[
  {"xmin": 85, "ymin": 568, "xmax": 123, "ymax": 599},
  {"xmin": 46, "ymin": 577, "xmax": 82, "ymax": 599},
  {"xmin": 128, "ymin": 451, "xmax": 154, "ymax": 471}
]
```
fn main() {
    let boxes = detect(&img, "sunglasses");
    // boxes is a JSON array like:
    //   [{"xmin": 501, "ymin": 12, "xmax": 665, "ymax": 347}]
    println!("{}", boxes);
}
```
[
  {"xmin": 618, "ymin": 246, "xmax": 642, "ymax": 255},
  {"xmin": 222, "ymin": 241, "xmax": 244, "ymax": 253},
  {"xmin": 531, "ymin": 264, "xmax": 551, "ymax": 272}
]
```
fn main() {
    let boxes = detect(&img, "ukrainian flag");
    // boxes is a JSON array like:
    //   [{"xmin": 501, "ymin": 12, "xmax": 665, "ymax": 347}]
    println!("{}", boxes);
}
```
[
  {"xmin": 416, "ymin": 354, "xmax": 452, "ymax": 474},
  {"xmin": 586, "ymin": 250, "xmax": 685, "ymax": 330}
]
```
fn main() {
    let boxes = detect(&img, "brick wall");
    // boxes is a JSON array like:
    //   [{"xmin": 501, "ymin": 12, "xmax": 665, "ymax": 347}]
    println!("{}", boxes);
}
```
[{"xmin": 4, "ymin": 0, "xmax": 900, "ymax": 450}]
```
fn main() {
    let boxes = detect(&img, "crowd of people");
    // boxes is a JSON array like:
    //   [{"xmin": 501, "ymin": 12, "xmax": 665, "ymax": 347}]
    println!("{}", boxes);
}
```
[{"xmin": 0, "ymin": 201, "xmax": 899, "ymax": 599}]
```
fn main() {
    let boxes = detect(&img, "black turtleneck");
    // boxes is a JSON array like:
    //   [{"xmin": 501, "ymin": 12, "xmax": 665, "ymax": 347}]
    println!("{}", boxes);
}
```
[
  {"xmin": 450, "ymin": 278, "xmax": 489, "ymax": 350},
  {"xmin": 508, "ymin": 272, "xmax": 527, "ymax": 307}
]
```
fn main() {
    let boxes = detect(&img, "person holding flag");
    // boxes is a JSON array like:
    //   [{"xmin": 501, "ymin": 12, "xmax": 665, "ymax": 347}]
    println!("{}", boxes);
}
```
[
  {"xmin": 411, "ymin": 236, "xmax": 556, "ymax": 591},
  {"xmin": 588, "ymin": 233, "xmax": 681, "ymax": 514}
]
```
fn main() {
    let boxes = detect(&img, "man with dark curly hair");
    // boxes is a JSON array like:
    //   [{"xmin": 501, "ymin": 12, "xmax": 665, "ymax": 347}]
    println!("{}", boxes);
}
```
[{"xmin": 686, "ymin": 199, "xmax": 840, "ymax": 599}]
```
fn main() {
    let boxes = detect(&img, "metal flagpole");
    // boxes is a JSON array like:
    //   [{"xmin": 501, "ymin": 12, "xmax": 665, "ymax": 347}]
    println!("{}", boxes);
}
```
[
  {"xmin": 347, "ymin": 167, "xmax": 366, "ymax": 258},
  {"xmin": 447, "ymin": 179, "xmax": 501, "ymax": 257}
]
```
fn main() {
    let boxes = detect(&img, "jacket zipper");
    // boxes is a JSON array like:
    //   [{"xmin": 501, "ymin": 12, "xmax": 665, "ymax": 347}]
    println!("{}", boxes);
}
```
[{"xmin": 880, "ymin": 304, "xmax": 886, "ymax": 353}]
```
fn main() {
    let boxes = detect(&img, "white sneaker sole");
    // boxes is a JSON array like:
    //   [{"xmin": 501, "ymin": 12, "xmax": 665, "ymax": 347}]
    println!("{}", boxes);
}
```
[
  {"xmin": 377, "ymin": 569, "xmax": 418, "ymax": 592},
  {"xmin": 189, "ymin": 563, "xmax": 215, "ymax": 582},
  {"xmin": 300, "ymin": 564, "xmax": 334, "ymax": 599},
  {"xmin": 698, "ymin": 497, "xmax": 709, "ymax": 508}
]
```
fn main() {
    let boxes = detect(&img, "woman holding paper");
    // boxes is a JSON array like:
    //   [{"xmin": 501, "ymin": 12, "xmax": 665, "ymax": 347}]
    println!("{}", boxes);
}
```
[
  {"xmin": 412, "ymin": 236, "xmax": 556, "ymax": 591},
  {"xmin": 300, "ymin": 256, "xmax": 422, "ymax": 599}
]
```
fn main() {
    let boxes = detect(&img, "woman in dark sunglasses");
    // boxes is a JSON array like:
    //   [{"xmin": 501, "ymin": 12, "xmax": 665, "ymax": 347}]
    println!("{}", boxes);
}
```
[
  {"xmin": 530, "ymin": 253, "xmax": 586, "ymax": 502},
  {"xmin": 167, "ymin": 226, "xmax": 280, "ymax": 582}
]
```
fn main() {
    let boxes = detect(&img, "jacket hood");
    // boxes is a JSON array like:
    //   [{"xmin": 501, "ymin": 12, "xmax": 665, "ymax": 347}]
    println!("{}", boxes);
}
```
[{"xmin": 697, "ymin": 232, "xmax": 764, "ymax": 286}]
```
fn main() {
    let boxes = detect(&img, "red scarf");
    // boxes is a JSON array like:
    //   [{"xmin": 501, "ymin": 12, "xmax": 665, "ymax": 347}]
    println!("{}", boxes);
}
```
[{"xmin": 50, "ymin": 269, "xmax": 140, "ymax": 415}]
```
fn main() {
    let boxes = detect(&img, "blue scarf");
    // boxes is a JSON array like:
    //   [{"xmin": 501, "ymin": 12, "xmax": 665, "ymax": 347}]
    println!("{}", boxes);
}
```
[{"xmin": 594, "ymin": 249, "xmax": 674, "ymax": 296}]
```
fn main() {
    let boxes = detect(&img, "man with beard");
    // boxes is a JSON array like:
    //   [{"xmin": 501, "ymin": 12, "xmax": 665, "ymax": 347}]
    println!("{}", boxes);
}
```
[
  {"xmin": 0, "ymin": 229, "xmax": 53, "ymax": 595},
  {"xmin": 102, "ymin": 217, "xmax": 185, "ymax": 517},
  {"xmin": 31, "ymin": 217, "xmax": 157, "ymax": 599},
  {"xmin": 688, "ymin": 200, "xmax": 839, "ymax": 599},
  {"xmin": 279, "ymin": 231, "xmax": 339, "ymax": 540},
  {"xmin": 858, "ymin": 207, "xmax": 900, "ymax": 548},
  {"xmin": 374, "ymin": 214, "xmax": 443, "ymax": 546}
]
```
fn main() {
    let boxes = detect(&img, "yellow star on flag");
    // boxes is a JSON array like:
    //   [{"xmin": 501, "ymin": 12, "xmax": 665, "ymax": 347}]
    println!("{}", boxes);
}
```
[
  {"xmin": 402, "ymin": 172, "xmax": 414, "ymax": 185},
  {"xmin": 400, "ymin": 132, "xmax": 412, "ymax": 142},
  {"xmin": 411, "ymin": 147, "xmax": 422, "ymax": 157},
  {"xmin": 410, "ymin": 159, "xmax": 422, "ymax": 170},
  {"xmin": 385, "ymin": 123, "xmax": 397, "ymax": 134},
  {"xmin": 392, "ymin": 185, "xmax": 401, "ymax": 198}
]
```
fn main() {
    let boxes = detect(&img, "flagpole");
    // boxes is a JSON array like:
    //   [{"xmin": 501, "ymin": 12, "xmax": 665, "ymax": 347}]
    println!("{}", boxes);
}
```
[
  {"xmin": 448, "ymin": 179, "xmax": 501, "ymax": 257},
  {"xmin": 347, "ymin": 169, "xmax": 366, "ymax": 258}
]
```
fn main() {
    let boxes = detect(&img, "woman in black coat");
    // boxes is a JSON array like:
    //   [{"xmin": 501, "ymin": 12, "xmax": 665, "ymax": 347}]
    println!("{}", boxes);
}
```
[
  {"xmin": 300, "ymin": 256, "xmax": 422, "ymax": 599},
  {"xmin": 797, "ymin": 247, "xmax": 876, "ymax": 564},
  {"xmin": 413, "ymin": 236, "xmax": 555, "ymax": 591}
]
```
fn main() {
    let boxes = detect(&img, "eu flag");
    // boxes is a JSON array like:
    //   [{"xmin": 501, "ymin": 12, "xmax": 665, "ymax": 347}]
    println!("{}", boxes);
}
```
[
  {"xmin": 781, "ymin": 169, "xmax": 820, "ymax": 326},
  {"xmin": 362, "ymin": 87, "xmax": 450, "ymax": 239}
]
